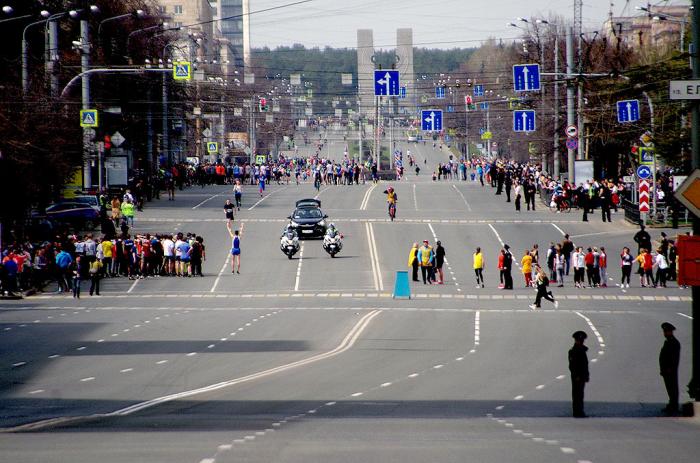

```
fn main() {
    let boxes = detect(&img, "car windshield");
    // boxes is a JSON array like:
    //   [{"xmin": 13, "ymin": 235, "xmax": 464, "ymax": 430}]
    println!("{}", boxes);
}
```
[
  {"xmin": 294, "ymin": 208, "xmax": 322, "ymax": 219},
  {"xmin": 71, "ymin": 197, "xmax": 98, "ymax": 206}
]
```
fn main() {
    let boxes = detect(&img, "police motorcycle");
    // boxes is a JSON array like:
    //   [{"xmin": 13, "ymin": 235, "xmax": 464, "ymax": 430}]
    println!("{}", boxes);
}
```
[
  {"xmin": 280, "ymin": 224, "xmax": 300, "ymax": 259},
  {"xmin": 322, "ymin": 223, "xmax": 343, "ymax": 257}
]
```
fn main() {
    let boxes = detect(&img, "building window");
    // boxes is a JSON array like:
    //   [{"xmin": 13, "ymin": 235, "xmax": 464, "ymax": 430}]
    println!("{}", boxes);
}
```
[
  {"xmin": 158, "ymin": 5, "xmax": 166, "ymax": 14},
  {"xmin": 174, "ymin": 5, "xmax": 183, "ymax": 15},
  {"xmin": 174, "ymin": 22, "xmax": 183, "ymax": 28}
]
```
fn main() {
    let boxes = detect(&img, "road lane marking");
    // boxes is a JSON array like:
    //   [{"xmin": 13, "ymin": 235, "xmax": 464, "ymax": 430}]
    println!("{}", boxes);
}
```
[
  {"xmin": 29, "ymin": 389, "xmax": 44, "ymax": 394},
  {"xmin": 80, "ymin": 377, "xmax": 95, "ymax": 382},
  {"xmin": 474, "ymin": 311, "xmax": 480, "ymax": 346},
  {"xmin": 366, "ymin": 223, "xmax": 383, "ymax": 291},
  {"xmin": 408, "ymin": 373, "xmax": 419, "ymax": 378},
  {"xmin": 192, "ymin": 192, "xmax": 224, "ymax": 210},
  {"xmin": 677, "ymin": 313, "xmax": 693, "ymax": 319},
  {"xmin": 551, "ymin": 223, "xmax": 567, "ymax": 236},
  {"xmin": 452, "ymin": 184, "xmax": 472, "ymax": 211},
  {"xmin": 127, "ymin": 278, "xmax": 139, "ymax": 294},
  {"xmin": 314, "ymin": 186, "xmax": 331, "ymax": 200},
  {"xmin": 359, "ymin": 183, "xmax": 377, "ymax": 210},
  {"xmin": 294, "ymin": 245, "xmax": 304, "ymax": 292},
  {"xmin": 488, "ymin": 224, "xmax": 505, "ymax": 247},
  {"xmin": 413, "ymin": 184, "xmax": 418, "ymax": 210},
  {"xmin": 248, "ymin": 186, "xmax": 287, "ymax": 211},
  {"xmin": 120, "ymin": 368, "xmax": 133, "ymax": 373},
  {"xmin": 351, "ymin": 392, "xmax": 364, "ymax": 397}
]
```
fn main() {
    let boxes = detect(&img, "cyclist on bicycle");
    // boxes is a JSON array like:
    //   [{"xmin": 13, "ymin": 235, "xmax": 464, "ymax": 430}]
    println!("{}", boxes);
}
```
[
  {"xmin": 551, "ymin": 183, "xmax": 567, "ymax": 211},
  {"xmin": 383, "ymin": 186, "xmax": 398, "ymax": 214}
]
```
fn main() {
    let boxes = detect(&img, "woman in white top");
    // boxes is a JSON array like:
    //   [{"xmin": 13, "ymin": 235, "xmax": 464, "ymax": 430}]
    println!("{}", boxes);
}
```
[
  {"xmin": 572, "ymin": 247, "xmax": 586, "ymax": 288},
  {"xmin": 654, "ymin": 248, "xmax": 669, "ymax": 288}
]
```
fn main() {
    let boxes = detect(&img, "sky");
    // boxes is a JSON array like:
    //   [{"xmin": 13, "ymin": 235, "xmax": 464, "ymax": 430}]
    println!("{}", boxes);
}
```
[{"xmin": 248, "ymin": 0, "xmax": 691, "ymax": 49}]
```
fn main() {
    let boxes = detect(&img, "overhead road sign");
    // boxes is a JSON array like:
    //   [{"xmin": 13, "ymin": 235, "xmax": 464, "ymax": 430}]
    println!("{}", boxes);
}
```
[
  {"xmin": 636, "ymin": 164, "xmax": 652, "ymax": 180},
  {"xmin": 80, "ymin": 109, "xmax": 98, "ymax": 128},
  {"xmin": 173, "ymin": 62, "xmax": 192, "ymax": 81},
  {"xmin": 421, "ymin": 110, "xmax": 442, "ymax": 132},
  {"xmin": 480, "ymin": 102, "xmax": 489, "ymax": 110},
  {"xmin": 565, "ymin": 125, "xmax": 578, "ymax": 138},
  {"xmin": 374, "ymin": 70, "xmax": 400, "ymax": 96},
  {"xmin": 513, "ymin": 64, "xmax": 541, "ymax": 91},
  {"xmin": 400, "ymin": 86, "xmax": 407, "ymax": 99},
  {"xmin": 669, "ymin": 80, "xmax": 700, "ymax": 99},
  {"xmin": 639, "ymin": 180, "xmax": 650, "ymax": 213},
  {"xmin": 617, "ymin": 99, "xmax": 640, "ymax": 123},
  {"xmin": 675, "ymin": 169, "xmax": 700, "ymax": 217},
  {"xmin": 447, "ymin": 105, "xmax": 454, "ymax": 113},
  {"xmin": 435, "ymin": 86, "xmax": 446, "ymax": 99},
  {"xmin": 513, "ymin": 110, "xmax": 536, "ymax": 132},
  {"xmin": 473, "ymin": 85, "xmax": 484, "ymax": 96},
  {"xmin": 207, "ymin": 142, "xmax": 218, "ymax": 154},
  {"xmin": 639, "ymin": 146, "xmax": 654, "ymax": 165}
]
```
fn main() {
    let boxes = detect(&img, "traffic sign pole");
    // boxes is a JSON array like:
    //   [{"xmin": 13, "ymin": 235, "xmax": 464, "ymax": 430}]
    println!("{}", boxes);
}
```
[{"xmin": 690, "ymin": 0, "xmax": 700, "ymax": 404}]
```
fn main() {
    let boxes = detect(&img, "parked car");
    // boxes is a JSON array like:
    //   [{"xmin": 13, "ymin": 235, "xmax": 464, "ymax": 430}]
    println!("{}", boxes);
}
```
[{"xmin": 45, "ymin": 201, "xmax": 100, "ymax": 229}]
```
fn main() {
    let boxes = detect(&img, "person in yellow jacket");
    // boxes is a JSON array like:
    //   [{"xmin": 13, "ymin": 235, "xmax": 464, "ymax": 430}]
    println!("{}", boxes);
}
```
[
  {"xmin": 121, "ymin": 199, "xmax": 135, "ymax": 228},
  {"xmin": 473, "ymin": 247, "xmax": 484, "ymax": 288},
  {"xmin": 407, "ymin": 242, "xmax": 419, "ymax": 282},
  {"xmin": 521, "ymin": 249, "xmax": 533, "ymax": 287}
]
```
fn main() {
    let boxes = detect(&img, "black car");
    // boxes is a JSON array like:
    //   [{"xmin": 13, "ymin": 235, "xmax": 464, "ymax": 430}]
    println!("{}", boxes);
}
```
[{"xmin": 287, "ymin": 199, "xmax": 328, "ymax": 238}]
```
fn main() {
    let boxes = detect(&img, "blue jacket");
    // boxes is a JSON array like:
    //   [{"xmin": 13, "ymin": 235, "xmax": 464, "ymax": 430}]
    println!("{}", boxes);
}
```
[{"xmin": 55, "ymin": 251, "xmax": 73, "ymax": 269}]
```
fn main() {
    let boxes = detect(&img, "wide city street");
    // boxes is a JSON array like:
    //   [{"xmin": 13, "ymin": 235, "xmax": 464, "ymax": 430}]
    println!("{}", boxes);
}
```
[{"xmin": 0, "ymin": 141, "xmax": 696, "ymax": 463}]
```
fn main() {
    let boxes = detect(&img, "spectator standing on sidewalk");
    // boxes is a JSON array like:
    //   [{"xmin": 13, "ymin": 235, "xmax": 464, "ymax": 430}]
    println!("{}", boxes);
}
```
[
  {"xmin": 569, "ymin": 331, "xmax": 590, "ymax": 418},
  {"xmin": 659, "ymin": 322, "xmax": 681, "ymax": 415}
]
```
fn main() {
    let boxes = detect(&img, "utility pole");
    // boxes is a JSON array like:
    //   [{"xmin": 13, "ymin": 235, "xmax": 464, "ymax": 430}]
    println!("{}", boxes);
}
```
[
  {"xmin": 553, "ymin": 26, "xmax": 560, "ymax": 178},
  {"xmin": 689, "ymin": 0, "xmax": 700, "ymax": 405},
  {"xmin": 47, "ymin": 18, "xmax": 59, "ymax": 96},
  {"xmin": 81, "ymin": 14, "xmax": 92, "ymax": 189},
  {"xmin": 566, "ymin": 25, "xmax": 576, "ymax": 185},
  {"xmin": 358, "ymin": 100, "xmax": 363, "ymax": 163},
  {"xmin": 162, "ymin": 72, "xmax": 169, "ymax": 167},
  {"xmin": 486, "ymin": 105, "xmax": 491, "ymax": 159},
  {"xmin": 465, "ymin": 100, "xmax": 470, "ymax": 160}
]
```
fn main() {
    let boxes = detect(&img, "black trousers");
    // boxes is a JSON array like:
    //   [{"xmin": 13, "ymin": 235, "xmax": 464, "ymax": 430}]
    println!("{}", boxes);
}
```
[
  {"xmin": 534, "ymin": 287, "xmax": 554, "ymax": 307},
  {"xmin": 663, "ymin": 373, "xmax": 679, "ymax": 410},
  {"xmin": 601, "ymin": 205, "xmax": 611, "ymax": 222},
  {"xmin": 421, "ymin": 266, "xmax": 431, "ymax": 284},
  {"xmin": 572, "ymin": 378, "xmax": 586, "ymax": 416},
  {"xmin": 412, "ymin": 262, "xmax": 419, "ymax": 281},
  {"xmin": 515, "ymin": 194, "xmax": 521, "ymax": 211},
  {"xmin": 89, "ymin": 274, "xmax": 100, "ymax": 295},
  {"xmin": 503, "ymin": 270, "xmax": 513, "ymax": 289}
]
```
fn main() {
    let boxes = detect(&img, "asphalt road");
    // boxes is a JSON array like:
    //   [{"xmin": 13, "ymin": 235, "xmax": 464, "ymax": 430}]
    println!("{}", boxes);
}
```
[{"xmin": 1, "ymin": 141, "xmax": 697, "ymax": 463}]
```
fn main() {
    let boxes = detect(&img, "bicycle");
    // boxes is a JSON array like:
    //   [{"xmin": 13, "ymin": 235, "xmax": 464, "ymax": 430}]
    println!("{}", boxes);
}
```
[
  {"xmin": 549, "ymin": 196, "xmax": 571, "ymax": 213},
  {"xmin": 388, "ymin": 203, "xmax": 396, "ymax": 221}
]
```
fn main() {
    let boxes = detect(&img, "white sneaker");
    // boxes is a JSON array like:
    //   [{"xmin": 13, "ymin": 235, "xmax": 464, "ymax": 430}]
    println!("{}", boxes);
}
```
[
  {"xmin": 554, "ymin": 300, "xmax": 559, "ymax": 309},
  {"xmin": 476, "ymin": 284, "xmax": 481, "ymax": 288},
  {"xmin": 529, "ymin": 304, "xmax": 538, "ymax": 310}
]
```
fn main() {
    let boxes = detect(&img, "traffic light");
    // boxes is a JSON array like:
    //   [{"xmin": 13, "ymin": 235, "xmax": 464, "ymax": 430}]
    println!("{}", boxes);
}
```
[
  {"xmin": 104, "ymin": 135, "xmax": 111, "ymax": 151},
  {"xmin": 259, "ymin": 97, "xmax": 268, "ymax": 112}
]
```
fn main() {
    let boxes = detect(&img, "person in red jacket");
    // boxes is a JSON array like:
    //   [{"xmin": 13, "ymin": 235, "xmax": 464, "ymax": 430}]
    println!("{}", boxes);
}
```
[
  {"xmin": 497, "ymin": 250, "xmax": 505, "ymax": 289},
  {"xmin": 584, "ymin": 248, "xmax": 595, "ymax": 287}
]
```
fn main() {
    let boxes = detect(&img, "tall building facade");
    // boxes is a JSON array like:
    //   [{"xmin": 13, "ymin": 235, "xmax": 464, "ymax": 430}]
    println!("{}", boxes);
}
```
[{"xmin": 214, "ymin": 0, "xmax": 251, "ymax": 70}]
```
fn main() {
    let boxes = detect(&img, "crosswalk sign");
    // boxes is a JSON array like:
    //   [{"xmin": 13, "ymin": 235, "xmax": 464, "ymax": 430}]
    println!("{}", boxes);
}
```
[
  {"xmin": 173, "ymin": 62, "xmax": 192, "ymax": 81},
  {"xmin": 80, "ymin": 109, "xmax": 98, "ymax": 128},
  {"xmin": 207, "ymin": 142, "xmax": 218, "ymax": 154}
]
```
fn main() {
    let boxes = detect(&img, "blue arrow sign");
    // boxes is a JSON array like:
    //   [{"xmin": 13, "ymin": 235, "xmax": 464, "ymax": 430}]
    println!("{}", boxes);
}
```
[
  {"xmin": 374, "ymin": 70, "xmax": 400, "ymax": 96},
  {"xmin": 435, "ymin": 86, "xmax": 446, "ymax": 99},
  {"xmin": 617, "ymin": 99, "xmax": 640, "ymax": 123},
  {"xmin": 400, "ymin": 86, "xmax": 407, "ymax": 99},
  {"xmin": 421, "ymin": 110, "xmax": 443, "ymax": 132},
  {"xmin": 513, "ymin": 110, "xmax": 536, "ymax": 132},
  {"xmin": 447, "ymin": 105, "xmax": 455, "ymax": 113},
  {"xmin": 480, "ymin": 102, "xmax": 489, "ymax": 110},
  {"xmin": 513, "ymin": 64, "xmax": 541, "ymax": 91},
  {"xmin": 474, "ymin": 85, "xmax": 484, "ymax": 96},
  {"xmin": 479, "ymin": 128, "xmax": 486, "ymax": 135},
  {"xmin": 636, "ymin": 165, "xmax": 652, "ymax": 180}
]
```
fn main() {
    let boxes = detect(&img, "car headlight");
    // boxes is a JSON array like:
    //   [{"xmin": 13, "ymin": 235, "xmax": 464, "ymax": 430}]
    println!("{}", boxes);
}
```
[
  {"xmin": 318, "ymin": 220, "xmax": 326, "ymax": 227},
  {"xmin": 290, "ymin": 221, "xmax": 299, "ymax": 227}
]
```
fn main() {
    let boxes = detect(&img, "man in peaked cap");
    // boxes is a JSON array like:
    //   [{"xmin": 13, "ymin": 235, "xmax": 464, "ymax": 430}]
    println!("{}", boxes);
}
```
[
  {"xmin": 569, "ymin": 331, "xmax": 589, "ymax": 418},
  {"xmin": 659, "ymin": 322, "xmax": 681, "ymax": 415}
]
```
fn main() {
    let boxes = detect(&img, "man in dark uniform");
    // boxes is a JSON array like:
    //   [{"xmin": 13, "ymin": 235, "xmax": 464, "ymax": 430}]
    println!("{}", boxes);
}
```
[
  {"xmin": 633, "ymin": 224, "xmax": 652, "ymax": 254},
  {"xmin": 659, "ymin": 322, "xmax": 681, "ymax": 415},
  {"xmin": 502, "ymin": 245, "xmax": 513, "ymax": 290},
  {"xmin": 569, "ymin": 330, "xmax": 589, "ymax": 418}
]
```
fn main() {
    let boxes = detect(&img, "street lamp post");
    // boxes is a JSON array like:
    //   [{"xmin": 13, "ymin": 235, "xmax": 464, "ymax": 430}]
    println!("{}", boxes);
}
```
[
  {"xmin": 97, "ymin": 10, "xmax": 145, "ymax": 52},
  {"xmin": 21, "ymin": 11, "xmax": 54, "ymax": 95},
  {"xmin": 537, "ymin": 19, "xmax": 562, "ymax": 178}
]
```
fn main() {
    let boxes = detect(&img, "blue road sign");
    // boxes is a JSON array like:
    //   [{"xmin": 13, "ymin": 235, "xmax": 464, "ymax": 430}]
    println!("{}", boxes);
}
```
[
  {"xmin": 474, "ymin": 85, "xmax": 484, "ymax": 96},
  {"xmin": 617, "ymin": 99, "xmax": 640, "ymax": 123},
  {"xmin": 566, "ymin": 137, "xmax": 578, "ymax": 150},
  {"xmin": 80, "ymin": 109, "xmax": 98, "ymax": 128},
  {"xmin": 480, "ymin": 102, "xmax": 489, "ymax": 110},
  {"xmin": 636, "ymin": 165, "xmax": 652, "ymax": 180},
  {"xmin": 421, "ymin": 110, "xmax": 443, "ymax": 132},
  {"xmin": 400, "ymin": 86, "xmax": 407, "ymax": 99},
  {"xmin": 447, "ymin": 105, "xmax": 455, "ymax": 113},
  {"xmin": 513, "ymin": 110, "xmax": 536, "ymax": 132},
  {"xmin": 374, "ymin": 70, "xmax": 400, "ymax": 96},
  {"xmin": 435, "ymin": 86, "xmax": 446, "ymax": 99},
  {"xmin": 479, "ymin": 128, "xmax": 486, "ymax": 135},
  {"xmin": 513, "ymin": 64, "xmax": 541, "ymax": 91}
]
